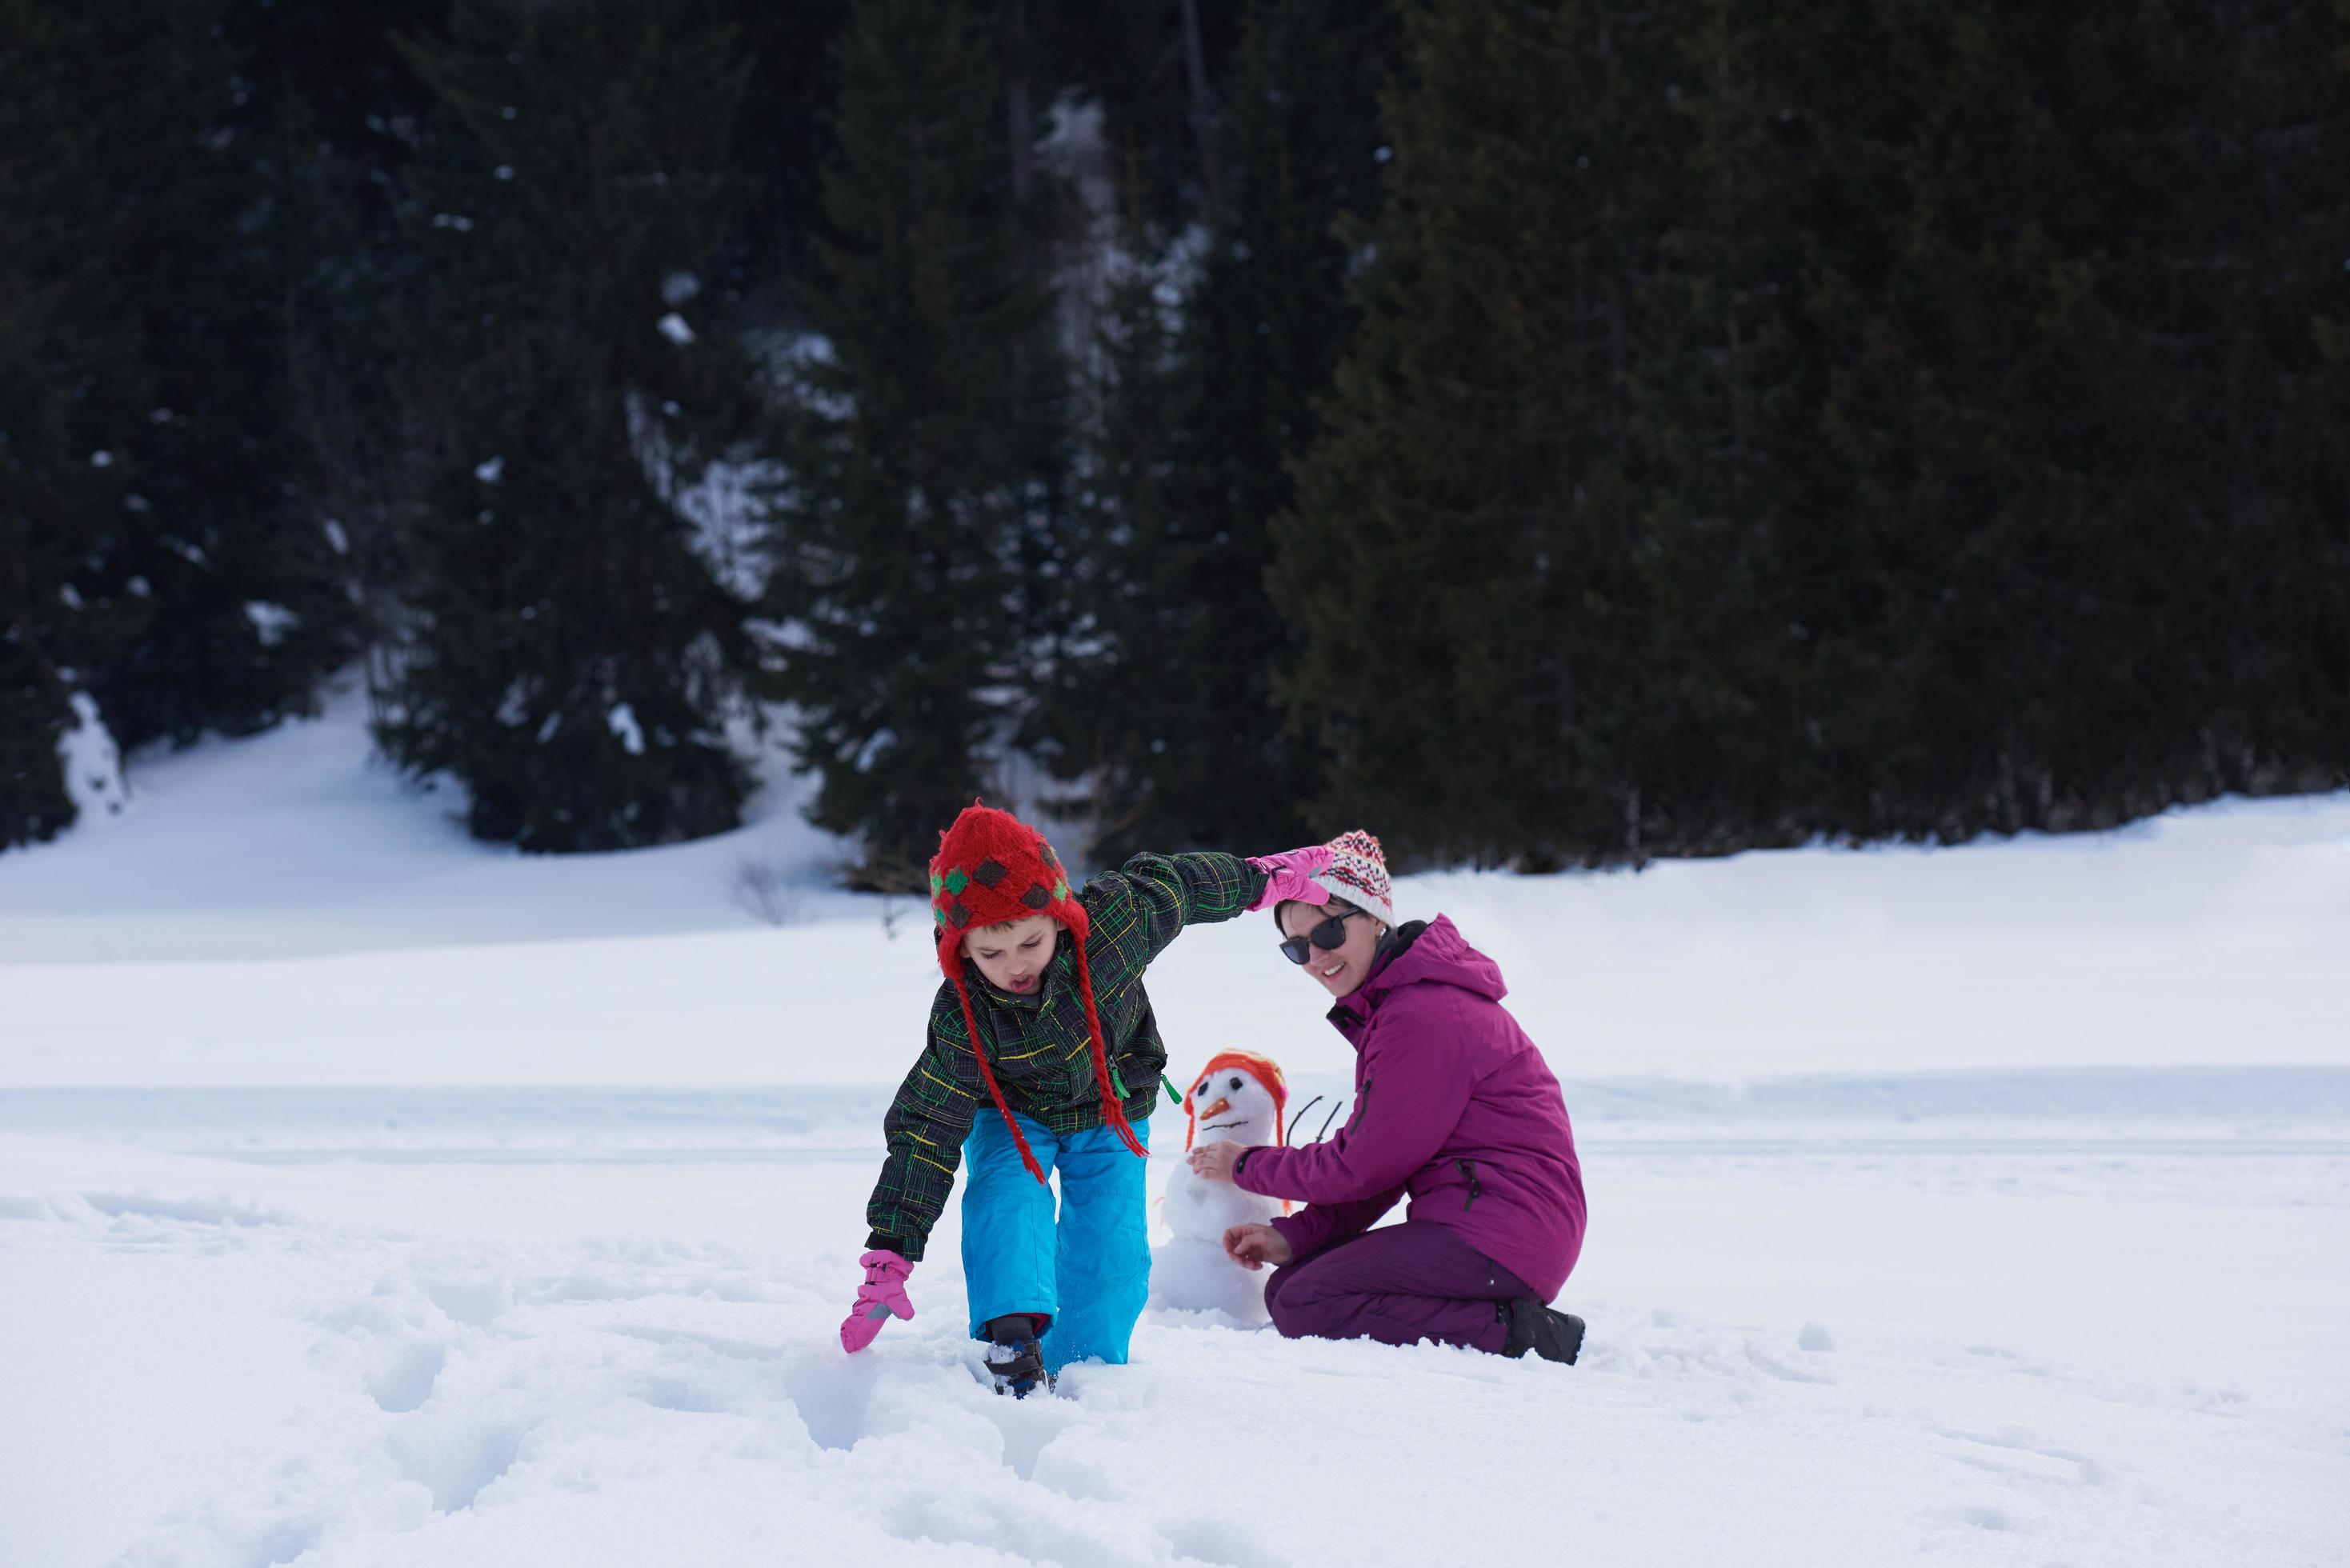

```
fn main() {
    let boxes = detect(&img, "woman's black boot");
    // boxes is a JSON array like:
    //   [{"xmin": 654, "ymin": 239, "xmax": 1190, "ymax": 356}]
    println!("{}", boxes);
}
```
[{"xmin": 1501, "ymin": 1298, "xmax": 1586, "ymax": 1365}]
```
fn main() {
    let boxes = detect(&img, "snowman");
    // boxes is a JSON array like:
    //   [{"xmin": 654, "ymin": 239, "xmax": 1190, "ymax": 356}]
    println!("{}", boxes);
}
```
[{"xmin": 1150, "ymin": 1051, "xmax": 1290, "ymax": 1323}]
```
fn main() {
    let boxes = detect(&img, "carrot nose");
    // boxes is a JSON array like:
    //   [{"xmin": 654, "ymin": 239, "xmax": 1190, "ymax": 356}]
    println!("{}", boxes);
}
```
[{"xmin": 1200, "ymin": 1098, "xmax": 1232, "ymax": 1120}]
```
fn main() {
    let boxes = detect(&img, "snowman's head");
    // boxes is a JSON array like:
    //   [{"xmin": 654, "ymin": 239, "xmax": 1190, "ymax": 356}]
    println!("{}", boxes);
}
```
[{"xmin": 1183, "ymin": 1052, "xmax": 1288, "ymax": 1150}]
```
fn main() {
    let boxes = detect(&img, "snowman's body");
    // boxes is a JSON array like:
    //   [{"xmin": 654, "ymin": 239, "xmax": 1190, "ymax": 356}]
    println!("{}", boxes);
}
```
[{"xmin": 1150, "ymin": 1058, "xmax": 1287, "ymax": 1323}]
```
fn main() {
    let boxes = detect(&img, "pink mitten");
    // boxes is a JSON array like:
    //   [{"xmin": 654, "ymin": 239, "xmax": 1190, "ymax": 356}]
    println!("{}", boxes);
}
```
[
  {"xmin": 839, "ymin": 1249, "xmax": 915, "ymax": 1353},
  {"xmin": 1245, "ymin": 846, "xmax": 1334, "ymax": 912}
]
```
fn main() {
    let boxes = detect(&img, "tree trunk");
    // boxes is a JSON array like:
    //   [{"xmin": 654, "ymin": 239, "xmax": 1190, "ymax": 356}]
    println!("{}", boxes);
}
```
[
  {"xmin": 1180, "ymin": 0, "xmax": 1220, "ymax": 221},
  {"xmin": 1007, "ymin": 0, "xmax": 1032, "ymax": 206}
]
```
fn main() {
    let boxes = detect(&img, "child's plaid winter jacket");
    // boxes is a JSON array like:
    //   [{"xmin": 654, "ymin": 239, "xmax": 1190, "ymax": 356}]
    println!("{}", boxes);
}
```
[{"xmin": 863, "ymin": 850, "xmax": 1267, "ymax": 1260}]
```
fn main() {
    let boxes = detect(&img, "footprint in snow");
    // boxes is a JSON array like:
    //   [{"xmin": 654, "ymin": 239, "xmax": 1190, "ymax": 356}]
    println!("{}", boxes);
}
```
[
  {"xmin": 1933, "ymin": 1426, "xmax": 2112, "ymax": 1488},
  {"xmin": 781, "ymin": 1346, "xmax": 882, "ymax": 1451},
  {"xmin": 364, "ymin": 1336, "xmax": 446, "ymax": 1414},
  {"xmin": 1743, "ymin": 1341, "xmax": 1837, "ymax": 1385},
  {"xmin": 1029, "ymin": 1438, "xmax": 1124, "ymax": 1502},
  {"xmin": 974, "ymin": 1380, "xmax": 1079, "ymax": 1482},
  {"xmin": 883, "ymin": 1492, "xmax": 1155, "ymax": 1568},
  {"xmin": 385, "ymin": 1414, "xmax": 534, "ymax": 1513},
  {"xmin": 1161, "ymin": 1517, "xmax": 1289, "ymax": 1568},
  {"xmin": 417, "ymin": 1270, "xmax": 511, "ymax": 1329}
]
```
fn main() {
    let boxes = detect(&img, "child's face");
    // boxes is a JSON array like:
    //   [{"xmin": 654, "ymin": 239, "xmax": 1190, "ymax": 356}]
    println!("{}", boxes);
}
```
[{"xmin": 962, "ymin": 914, "xmax": 1059, "ymax": 996}]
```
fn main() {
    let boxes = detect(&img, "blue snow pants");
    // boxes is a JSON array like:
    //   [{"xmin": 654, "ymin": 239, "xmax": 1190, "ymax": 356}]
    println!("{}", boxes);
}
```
[{"xmin": 961, "ymin": 1108, "xmax": 1151, "ymax": 1374}]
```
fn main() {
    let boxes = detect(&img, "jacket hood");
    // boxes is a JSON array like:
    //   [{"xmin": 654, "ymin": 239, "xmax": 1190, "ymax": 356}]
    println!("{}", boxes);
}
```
[{"xmin": 1353, "ymin": 914, "xmax": 1507, "ymax": 1009}]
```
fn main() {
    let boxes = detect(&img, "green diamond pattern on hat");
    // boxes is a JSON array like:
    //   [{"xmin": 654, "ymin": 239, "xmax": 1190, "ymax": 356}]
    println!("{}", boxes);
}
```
[{"xmin": 943, "ymin": 867, "xmax": 970, "ymax": 896}]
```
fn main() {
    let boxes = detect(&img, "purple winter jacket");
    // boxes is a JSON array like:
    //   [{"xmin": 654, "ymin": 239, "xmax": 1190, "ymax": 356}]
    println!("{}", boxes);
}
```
[{"xmin": 1235, "ymin": 916, "xmax": 1587, "ymax": 1300}]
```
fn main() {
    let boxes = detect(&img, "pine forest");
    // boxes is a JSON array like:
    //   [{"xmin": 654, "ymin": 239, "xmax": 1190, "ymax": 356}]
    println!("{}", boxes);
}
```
[{"xmin": 5, "ymin": 0, "xmax": 2344, "ymax": 879}]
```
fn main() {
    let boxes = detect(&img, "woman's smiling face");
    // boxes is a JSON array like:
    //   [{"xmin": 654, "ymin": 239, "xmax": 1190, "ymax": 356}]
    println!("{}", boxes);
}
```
[
  {"xmin": 1279, "ymin": 899, "xmax": 1385, "ymax": 999},
  {"xmin": 962, "ymin": 914, "xmax": 1059, "ymax": 995}
]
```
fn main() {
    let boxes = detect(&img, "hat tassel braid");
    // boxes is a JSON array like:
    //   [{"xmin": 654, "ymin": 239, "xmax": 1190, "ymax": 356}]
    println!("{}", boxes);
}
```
[
  {"xmin": 955, "ymin": 977, "xmax": 1045, "ymax": 1184},
  {"xmin": 1076, "ymin": 946, "xmax": 1148, "ymax": 1159}
]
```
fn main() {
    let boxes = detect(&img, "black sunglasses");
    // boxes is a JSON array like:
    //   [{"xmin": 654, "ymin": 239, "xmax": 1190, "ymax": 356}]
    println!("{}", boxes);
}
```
[{"xmin": 1279, "ymin": 908, "xmax": 1367, "ymax": 966}]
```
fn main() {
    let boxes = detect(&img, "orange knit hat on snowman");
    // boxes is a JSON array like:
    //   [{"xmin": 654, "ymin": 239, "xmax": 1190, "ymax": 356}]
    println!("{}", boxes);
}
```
[
  {"xmin": 1180, "ymin": 1050, "xmax": 1290, "ymax": 1152},
  {"xmin": 930, "ymin": 802, "xmax": 1146, "ymax": 1185}
]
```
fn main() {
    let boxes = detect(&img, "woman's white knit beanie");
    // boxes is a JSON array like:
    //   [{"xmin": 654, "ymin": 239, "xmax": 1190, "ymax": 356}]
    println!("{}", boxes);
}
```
[{"xmin": 1306, "ymin": 829, "xmax": 1395, "ymax": 930}]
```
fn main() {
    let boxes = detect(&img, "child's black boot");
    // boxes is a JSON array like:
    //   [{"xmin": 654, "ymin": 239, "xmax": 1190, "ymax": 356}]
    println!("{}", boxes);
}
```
[{"xmin": 983, "ymin": 1314, "xmax": 1053, "ymax": 1398}]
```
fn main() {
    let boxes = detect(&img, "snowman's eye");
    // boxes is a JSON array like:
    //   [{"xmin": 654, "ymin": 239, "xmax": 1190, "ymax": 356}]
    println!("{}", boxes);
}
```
[
  {"xmin": 1228, "ymin": 1076, "xmax": 1243, "ymax": 1090},
  {"xmin": 1195, "ymin": 1083, "xmax": 1210, "ymax": 1098}
]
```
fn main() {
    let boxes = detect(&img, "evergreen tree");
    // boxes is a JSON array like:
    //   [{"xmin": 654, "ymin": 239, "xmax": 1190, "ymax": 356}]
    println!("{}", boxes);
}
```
[
  {"xmin": 1610, "ymin": 0, "xmax": 1816, "ymax": 856},
  {"xmin": 380, "ymin": 0, "xmax": 762, "ymax": 851},
  {"xmin": 723, "ymin": 0, "xmax": 855, "ymax": 292},
  {"xmin": 1034, "ymin": 0, "xmax": 1249, "ymax": 230},
  {"xmin": 1037, "ymin": 0, "xmax": 1399, "ymax": 861},
  {"xmin": 1772, "ymin": 0, "xmax": 2114, "ymax": 836},
  {"xmin": 259, "ymin": 91, "xmax": 430, "ymax": 669},
  {"xmin": 71, "ymin": 0, "xmax": 343, "ymax": 751},
  {"xmin": 0, "ymin": 0, "xmax": 149, "ymax": 846},
  {"xmin": 242, "ymin": 3, "xmax": 456, "ymax": 666},
  {"xmin": 2, "ymin": 0, "xmax": 338, "ymax": 847},
  {"xmin": 1279, "ymin": 0, "xmax": 2350, "ymax": 864},
  {"xmin": 764, "ymin": 0, "xmax": 1067, "ymax": 885},
  {"xmin": 1025, "ymin": 186, "xmax": 1188, "ymax": 850},
  {"xmin": 2164, "ymin": 0, "xmax": 2350, "ymax": 801},
  {"xmin": 1272, "ymin": 0, "xmax": 1663, "ymax": 866},
  {"xmin": 1771, "ymin": 0, "xmax": 2350, "ymax": 838}
]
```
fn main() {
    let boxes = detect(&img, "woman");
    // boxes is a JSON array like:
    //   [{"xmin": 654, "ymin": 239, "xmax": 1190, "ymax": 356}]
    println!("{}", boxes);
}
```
[{"xmin": 1189, "ymin": 830, "xmax": 1587, "ymax": 1362}]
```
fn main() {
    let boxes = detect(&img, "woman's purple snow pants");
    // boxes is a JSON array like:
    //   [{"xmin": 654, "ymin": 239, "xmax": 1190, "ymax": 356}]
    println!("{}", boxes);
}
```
[{"xmin": 1262, "ymin": 1222, "xmax": 1530, "ymax": 1354}]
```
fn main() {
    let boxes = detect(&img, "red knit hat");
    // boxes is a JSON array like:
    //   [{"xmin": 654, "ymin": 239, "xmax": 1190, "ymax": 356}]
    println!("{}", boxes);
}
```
[
  {"xmin": 930, "ymin": 801, "xmax": 1146, "ymax": 1185},
  {"xmin": 1180, "ymin": 1050, "xmax": 1289, "ymax": 1153}
]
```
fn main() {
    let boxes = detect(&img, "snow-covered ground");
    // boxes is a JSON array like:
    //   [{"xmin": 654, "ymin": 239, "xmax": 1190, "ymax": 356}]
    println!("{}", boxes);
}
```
[{"xmin": 4, "ymin": 682, "xmax": 2348, "ymax": 1566}]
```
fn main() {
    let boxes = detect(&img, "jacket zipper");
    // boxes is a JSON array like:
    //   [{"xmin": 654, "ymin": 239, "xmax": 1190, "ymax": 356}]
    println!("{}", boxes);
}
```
[{"xmin": 1458, "ymin": 1158, "xmax": 1481, "ymax": 1210}]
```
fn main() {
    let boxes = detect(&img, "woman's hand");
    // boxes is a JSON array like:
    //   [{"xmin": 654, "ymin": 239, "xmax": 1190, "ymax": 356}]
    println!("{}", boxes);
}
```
[
  {"xmin": 1222, "ymin": 1222, "xmax": 1294, "ymax": 1270},
  {"xmin": 1187, "ymin": 1142, "xmax": 1249, "ymax": 1182}
]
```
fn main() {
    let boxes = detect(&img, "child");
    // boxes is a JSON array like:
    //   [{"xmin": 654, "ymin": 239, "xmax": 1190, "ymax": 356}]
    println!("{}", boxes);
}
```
[{"xmin": 836, "ymin": 801, "xmax": 1327, "ymax": 1394}]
